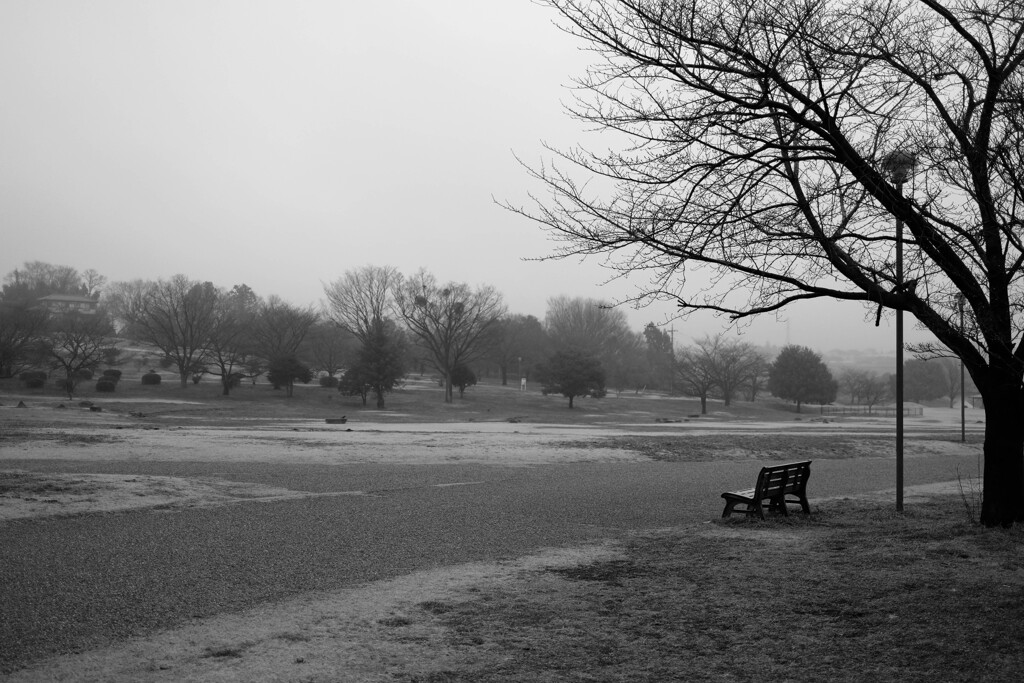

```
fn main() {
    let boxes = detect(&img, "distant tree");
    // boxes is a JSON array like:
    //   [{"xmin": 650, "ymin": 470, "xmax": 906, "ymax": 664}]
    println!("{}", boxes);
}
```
[
  {"xmin": 81, "ymin": 269, "xmax": 107, "ymax": 298},
  {"xmin": 305, "ymin": 323, "xmax": 358, "ymax": 382},
  {"xmin": 226, "ymin": 283, "xmax": 260, "ymax": 312},
  {"xmin": 266, "ymin": 355, "xmax": 313, "ymax": 398},
  {"xmin": 933, "ymin": 357, "xmax": 971, "ymax": 409},
  {"xmin": 545, "ymin": 296, "xmax": 644, "ymax": 393},
  {"xmin": 40, "ymin": 312, "xmax": 117, "ymax": 399},
  {"xmin": 395, "ymin": 269, "xmax": 505, "ymax": 403},
  {"xmin": 252, "ymin": 296, "xmax": 319, "ymax": 362},
  {"xmin": 488, "ymin": 314, "xmax": 550, "ymax": 386},
  {"xmin": 841, "ymin": 369, "xmax": 891, "ymax": 411},
  {"xmin": 643, "ymin": 323, "xmax": 675, "ymax": 391},
  {"xmin": 106, "ymin": 276, "xmax": 219, "ymax": 388},
  {"xmin": 339, "ymin": 364, "xmax": 373, "ymax": 406},
  {"xmin": 338, "ymin": 319, "xmax": 406, "ymax": 409},
  {"xmin": 537, "ymin": 349, "xmax": 606, "ymax": 408},
  {"xmin": 0, "ymin": 303, "xmax": 49, "ymax": 378},
  {"xmin": 708, "ymin": 336, "xmax": 765, "ymax": 407},
  {"xmin": 862, "ymin": 373, "xmax": 891, "ymax": 412},
  {"xmin": 768, "ymin": 346, "xmax": 838, "ymax": 412},
  {"xmin": 744, "ymin": 353, "xmax": 770, "ymax": 402},
  {"xmin": 450, "ymin": 363, "xmax": 477, "ymax": 398},
  {"xmin": 901, "ymin": 360, "xmax": 948, "ymax": 404},
  {"xmin": 204, "ymin": 288, "xmax": 256, "ymax": 395},
  {"xmin": 323, "ymin": 265, "xmax": 402, "ymax": 342},
  {"xmin": 841, "ymin": 369, "xmax": 869, "ymax": 405},
  {"xmin": 675, "ymin": 338, "xmax": 718, "ymax": 414},
  {"xmin": 1, "ymin": 261, "xmax": 86, "ymax": 304}
]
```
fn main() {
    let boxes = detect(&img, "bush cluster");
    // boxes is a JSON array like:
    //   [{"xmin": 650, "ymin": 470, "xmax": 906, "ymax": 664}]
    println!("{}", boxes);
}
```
[
  {"xmin": 19, "ymin": 370, "xmax": 47, "ymax": 389},
  {"xmin": 141, "ymin": 371, "xmax": 162, "ymax": 386},
  {"xmin": 96, "ymin": 379, "xmax": 117, "ymax": 392},
  {"xmin": 319, "ymin": 375, "xmax": 340, "ymax": 388}
]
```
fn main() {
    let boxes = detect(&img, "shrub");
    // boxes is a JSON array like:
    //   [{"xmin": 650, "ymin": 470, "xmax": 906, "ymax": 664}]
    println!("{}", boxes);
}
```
[
  {"xmin": 96, "ymin": 379, "xmax": 117, "ymax": 392},
  {"xmin": 228, "ymin": 373, "xmax": 244, "ymax": 388},
  {"xmin": 102, "ymin": 369, "xmax": 122, "ymax": 381},
  {"xmin": 54, "ymin": 378, "xmax": 74, "ymax": 392},
  {"xmin": 19, "ymin": 370, "xmax": 47, "ymax": 383},
  {"xmin": 23, "ymin": 377, "xmax": 45, "ymax": 389},
  {"xmin": 141, "ymin": 371, "xmax": 162, "ymax": 386},
  {"xmin": 73, "ymin": 368, "xmax": 94, "ymax": 380},
  {"xmin": 319, "ymin": 375, "xmax": 340, "ymax": 388}
]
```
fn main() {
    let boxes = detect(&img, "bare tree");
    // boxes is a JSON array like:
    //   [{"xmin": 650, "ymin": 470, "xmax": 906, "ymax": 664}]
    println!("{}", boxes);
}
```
[
  {"xmin": 252, "ymin": 296, "xmax": 319, "ymax": 362},
  {"xmin": 395, "ymin": 269, "xmax": 506, "ymax": 403},
  {"xmin": 305, "ymin": 322, "xmax": 358, "ymax": 381},
  {"xmin": 520, "ymin": 0, "xmax": 1024, "ymax": 526},
  {"xmin": 81, "ymin": 269, "xmax": 107, "ymax": 298},
  {"xmin": 0, "ymin": 303, "xmax": 49, "ymax": 377},
  {"xmin": 709, "ymin": 336, "xmax": 765, "ymax": 407},
  {"xmin": 41, "ymin": 312, "xmax": 116, "ymax": 399},
  {"xmin": 545, "ymin": 296, "xmax": 645, "ymax": 392},
  {"xmin": 323, "ymin": 265, "xmax": 402, "ymax": 343},
  {"xmin": 841, "ymin": 369, "xmax": 891, "ymax": 411},
  {"xmin": 675, "ymin": 338, "xmax": 718, "ymax": 415},
  {"xmin": 107, "ymin": 276, "xmax": 219, "ymax": 388},
  {"xmin": 204, "ymin": 287, "xmax": 260, "ymax": 395}
]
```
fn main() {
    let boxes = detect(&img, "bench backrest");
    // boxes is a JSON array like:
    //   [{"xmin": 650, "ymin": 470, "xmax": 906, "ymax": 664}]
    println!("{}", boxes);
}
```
[{"xmin": 755, "ymin": 461, "xmax": 811, "ymax": 500}]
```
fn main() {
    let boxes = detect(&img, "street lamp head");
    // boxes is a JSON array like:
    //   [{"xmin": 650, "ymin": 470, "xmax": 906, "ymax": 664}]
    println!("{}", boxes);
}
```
[{"xmin": 881, "ymin": 150, "xmax": 917, "ymax": 184}]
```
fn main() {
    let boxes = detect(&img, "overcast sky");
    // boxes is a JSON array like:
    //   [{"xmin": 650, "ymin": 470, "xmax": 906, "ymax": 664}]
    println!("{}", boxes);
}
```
[{"xmin": 0, "ymin": 0, "xmax": 929, "ymax": 352}]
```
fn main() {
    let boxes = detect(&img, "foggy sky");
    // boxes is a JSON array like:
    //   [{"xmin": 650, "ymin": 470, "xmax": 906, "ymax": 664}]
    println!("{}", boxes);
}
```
[{"xmin": 0, "ymin": 0, "xmax": 929, "ymax": 352}]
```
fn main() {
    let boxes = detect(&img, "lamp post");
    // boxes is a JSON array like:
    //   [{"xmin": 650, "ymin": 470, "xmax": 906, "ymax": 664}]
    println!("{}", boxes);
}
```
[
  {"xmin": 882, "ymin": 150, "xmax": 916, "ymax": 513},
  {"xmin": 956, "ymin": 293, "xmax": 966, "ymax": 443}
]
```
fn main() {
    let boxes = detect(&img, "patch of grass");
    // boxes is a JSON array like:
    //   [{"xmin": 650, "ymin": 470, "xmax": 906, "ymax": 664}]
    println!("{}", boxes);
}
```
[
  {"xmin": 200, "ymin": 642, "xmax": 254, "ymax": 659},
  {"xmin": 405, "ymin": 497, "xmax": 1024, "ymax": 682},
  {"xmin": 418, "ymin": 600, "xmax": 454, "ymax": 615}
]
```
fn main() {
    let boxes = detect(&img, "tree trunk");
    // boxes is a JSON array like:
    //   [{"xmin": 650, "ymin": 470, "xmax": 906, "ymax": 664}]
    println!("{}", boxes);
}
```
[
  {"xmin": 179, "ymin": 372, "xmax": 188, "ymax": 389},
  {"xmin": 444, "ymin": 376, "xmax": 454, "ymax": 403},
  {"xmin": 375, "ymin": 387, "xmax": 385, "ymax": 409},
  {"xmin": 700, "ymin": 395, "xmax": 707, "ymax": 414},
  {"xmin": 980, "ymin": 381, "xmax": 1024, "ymax": 527},
  {"xmin": 569, "ymin": 395, "xmax": 575, "ymax": 408},
  {"xmin": 221, "ymin": 378, "xmax": 231, "ymax": 396}
]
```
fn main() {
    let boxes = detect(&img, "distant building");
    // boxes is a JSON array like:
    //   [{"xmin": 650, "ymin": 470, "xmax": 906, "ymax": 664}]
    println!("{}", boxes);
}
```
[{"xmin": 36, "ymin": 294, "xmax": 99, "ymax": 315}]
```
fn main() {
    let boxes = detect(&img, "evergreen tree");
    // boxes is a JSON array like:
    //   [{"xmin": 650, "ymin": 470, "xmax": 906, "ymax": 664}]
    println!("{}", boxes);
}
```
[{"xmin": 768, "ymin": 345, "xmax": 837, "ymax": 412}]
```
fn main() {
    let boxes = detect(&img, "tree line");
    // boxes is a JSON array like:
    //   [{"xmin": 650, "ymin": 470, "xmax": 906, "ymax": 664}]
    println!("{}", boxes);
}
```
[{"xmin": 2, "ymin": 260, "xmax": 934, "ymax": 412}]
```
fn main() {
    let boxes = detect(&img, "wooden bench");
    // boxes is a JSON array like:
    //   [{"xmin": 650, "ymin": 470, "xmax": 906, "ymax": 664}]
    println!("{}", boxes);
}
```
[{"xmin": 721, "ymin": 461, "xmax": 812, "ymax": 519}]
